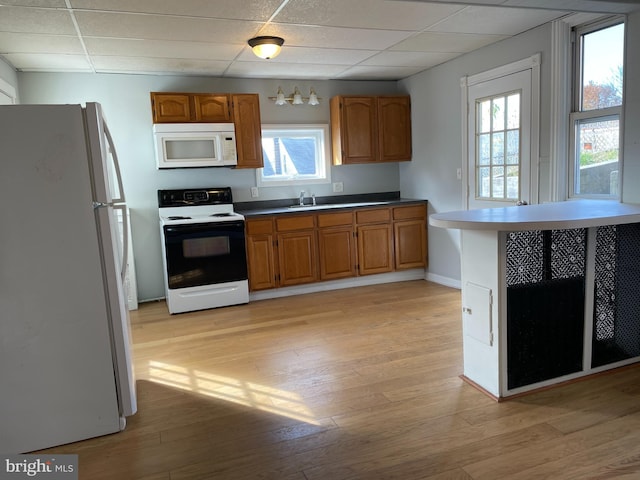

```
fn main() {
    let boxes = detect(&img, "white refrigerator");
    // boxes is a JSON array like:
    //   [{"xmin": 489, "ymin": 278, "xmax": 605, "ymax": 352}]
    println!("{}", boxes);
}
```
[{"xmin": 0, "ymin": 103, "xmax": 137, "ymax": 453}]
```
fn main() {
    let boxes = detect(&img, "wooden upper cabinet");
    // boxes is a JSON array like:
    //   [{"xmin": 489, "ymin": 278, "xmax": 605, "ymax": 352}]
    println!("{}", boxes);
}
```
[
  {"xmin": 330, "ymin": 95, "xmax": 411, "ymax": 165},
  {"xmin": 150, "ymin": 93, "xmax": 191, "ymax": 123},
  {"xmin": 231, "ymin": 94, "xmax": 264, "ymax": 169},
  {"xmin": 193, "ymin": 94, "xmax": 231, "ymax": 122},
  {"xmin": 151, "ymin": 91, "xmax": 264, "ymax": 169},
  {"xmin": 331, "ymin": 96, "xmax": 377, "ymax": 164},
  {"xmin": 378, "ymin": 96, "xmax": 412, "ymax": 162},
  {"xmin": 150, "ymin": 92, "xmax": 231, "ymax": 123}
]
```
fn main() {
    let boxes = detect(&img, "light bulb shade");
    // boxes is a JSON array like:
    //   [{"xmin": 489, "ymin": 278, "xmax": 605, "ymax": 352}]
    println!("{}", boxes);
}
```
[
  {"xmin": 292, "ymin": 87, "xmax": 303, "ymax": 105},
  {"xmin": 248, "ymin": 36, "xmax": 284, "ymax": 59},
  {"xmin": 308, "ymin": 88, "xmax": 319, "ymax": 106},
  {"xmin": 275, "ymin": 87, "xmax": 287, "ymax": 106}
]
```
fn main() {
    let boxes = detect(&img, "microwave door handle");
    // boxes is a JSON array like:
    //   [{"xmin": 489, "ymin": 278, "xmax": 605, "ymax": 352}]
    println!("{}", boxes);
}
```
[{"xmin": 104, "ymin": 121, "xmax": 125, "ymax": 204}]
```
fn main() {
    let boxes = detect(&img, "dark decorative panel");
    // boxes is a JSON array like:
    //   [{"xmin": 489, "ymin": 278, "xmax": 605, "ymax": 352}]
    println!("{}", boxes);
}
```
[
  {"xmin": 506, "ymin": 229, "xmax": 586, "ymax": 287},
  {"xmin": 593, "ymin": 225, "xmax": 616, "ymax": 342},
  {"xmin": 507, "ymin": 277, "xmax": 585, "ymax": 389},
  {"xmin": 592, "ymin": 223, "xmax": 640, "ymax": 368},
  {"xmin": 506, "ymin": 231, "xmax": 543, "ymax": 286}
]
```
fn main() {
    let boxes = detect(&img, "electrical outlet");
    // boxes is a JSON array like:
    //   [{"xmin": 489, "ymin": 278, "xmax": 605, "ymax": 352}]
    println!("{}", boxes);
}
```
[
  {"xmin": 456, "ymin": 168, "xmax": 462, "ymax": 180},
  {"xmin": 332, "ymin": 182, "xmax": 344, "ymax": 193},
  {"xmin": 250, "ymin": 186, "xmax": 259, "ymax": 198}
]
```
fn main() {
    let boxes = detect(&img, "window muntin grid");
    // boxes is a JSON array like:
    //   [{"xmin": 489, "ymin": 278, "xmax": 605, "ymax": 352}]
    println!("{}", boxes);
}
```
[{"xmin": 475, "ymin": 91, "xmax": 521, "ymax": 201}]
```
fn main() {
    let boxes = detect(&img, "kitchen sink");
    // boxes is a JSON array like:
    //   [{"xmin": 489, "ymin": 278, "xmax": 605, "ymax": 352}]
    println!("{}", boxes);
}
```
[{"xmin": 287, "ymin": 201, "xmax": 389, "ymax": 211}]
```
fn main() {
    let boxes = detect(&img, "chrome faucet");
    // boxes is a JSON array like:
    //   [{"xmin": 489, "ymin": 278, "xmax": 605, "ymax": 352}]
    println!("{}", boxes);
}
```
[{"xmin": 299, "ymin": 191, "xmax": 305, "ymax": 206}]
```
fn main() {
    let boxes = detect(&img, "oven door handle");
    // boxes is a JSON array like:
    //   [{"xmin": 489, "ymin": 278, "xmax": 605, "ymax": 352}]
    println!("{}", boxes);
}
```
[{"xmin": 163, "ymin": 221, "xmax": 245, "ymax": 235}]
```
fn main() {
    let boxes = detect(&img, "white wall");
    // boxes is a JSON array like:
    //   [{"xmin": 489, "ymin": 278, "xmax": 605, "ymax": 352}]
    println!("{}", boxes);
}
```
[
  {"xmin": 17, "ymin": 73, "xmax": 401, "ymax": 300},
  {"xmin": 399, "ymin": 23, "xmax": 554, "ymax": 285}
]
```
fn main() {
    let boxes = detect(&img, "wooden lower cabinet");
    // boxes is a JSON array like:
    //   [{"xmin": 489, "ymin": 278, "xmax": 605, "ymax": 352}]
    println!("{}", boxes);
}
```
[
  {"xmin": 245, "ymin": 203, "xmax": 427, "ymax": 291},
  {"xmin": 317, "ymin": 211, "xmax": 356, "ymax": 280},
  {"xmin": 245, "ymin": 219, "xmax": 277, "ymax": 291},
  {"xmin": 357, "ymin": 223, "xmax": 394, "ymax": 275},
  {"xmin": 277, "ymin": 231, "xmax": 318, "ymax": 286},
  {"xmin": 394, "ymin": 220, "xmax": 427, "ymax": 269},
  {"xmin": 393, "ymin": 204, "xmax": 427, "ymax": 269},
  {"xmin": 275, "ymin": 214, "xmax": 317, "ymax": 286},
  {"xmin": 355, "ymin": 207, "xmax": 393, "ymax": 276}
]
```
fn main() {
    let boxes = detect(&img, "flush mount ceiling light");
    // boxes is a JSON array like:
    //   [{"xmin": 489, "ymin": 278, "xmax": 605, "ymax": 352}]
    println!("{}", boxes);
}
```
[
  {"xmin": 269, "ymin": 87, "xmax": 322, "ymax": 106},
  {"xmin": 247, "ymin": 36, "xmax": 284, "ymax": 60}
]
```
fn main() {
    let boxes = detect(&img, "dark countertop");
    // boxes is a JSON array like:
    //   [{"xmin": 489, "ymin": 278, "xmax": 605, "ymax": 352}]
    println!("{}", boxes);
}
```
[{"xmin": 235, "ymin": 191, "xmax": 427, "ymax": 217}]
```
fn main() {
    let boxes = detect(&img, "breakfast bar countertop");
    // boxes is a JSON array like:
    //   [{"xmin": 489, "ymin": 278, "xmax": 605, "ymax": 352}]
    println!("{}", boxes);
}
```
[{"xmin": 429, "ymin": 199, "xmax": 640, "ymax": 232}]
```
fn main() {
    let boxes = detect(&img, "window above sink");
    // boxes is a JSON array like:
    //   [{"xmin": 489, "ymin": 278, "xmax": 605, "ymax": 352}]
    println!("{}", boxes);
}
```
[{"xmin": 257, "ymin": 124, "xmax": 331, "ymax": 187}]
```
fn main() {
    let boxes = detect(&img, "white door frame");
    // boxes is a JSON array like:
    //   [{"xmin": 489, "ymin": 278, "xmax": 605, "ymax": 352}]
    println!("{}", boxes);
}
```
[
  {"xmin": 461, "ymin": 54, "xmax": 541, "ymax": 210},
  {"xmin": 0, "ymin": 76, "xmax": 17, "ymax": 104}
]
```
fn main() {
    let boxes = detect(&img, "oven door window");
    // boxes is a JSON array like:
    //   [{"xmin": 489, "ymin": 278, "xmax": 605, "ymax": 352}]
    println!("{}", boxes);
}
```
[{"xmin": 163, "ymin": 221, "xmax": 247, "ymax": 290}]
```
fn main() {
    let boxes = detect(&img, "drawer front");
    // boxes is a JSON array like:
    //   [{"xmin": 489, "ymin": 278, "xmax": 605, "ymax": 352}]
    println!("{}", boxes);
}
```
[
  {"xmin": 356, "ymin": 208, "xmax": 391, "ymax": 224},
  {"xmin": 393, "ymin": 204, "xmax": 426, "ymax": 221},
  {"xmin": 246, "ymin": 218, "xmax": 273, "ymax": 235},
  {"xmin": 276, "ymin": 215, "xmax": 315, "ymax": 231},
  {"xmin": 317, "ymin": 211, "xmax": 354, "ymax": 228}
]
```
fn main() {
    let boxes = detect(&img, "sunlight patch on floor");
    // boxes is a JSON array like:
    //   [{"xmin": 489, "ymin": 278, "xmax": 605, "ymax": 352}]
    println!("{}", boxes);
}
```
[{"xmin": 147, "ymin": 360, "xmax": 319, "ymax": 425}]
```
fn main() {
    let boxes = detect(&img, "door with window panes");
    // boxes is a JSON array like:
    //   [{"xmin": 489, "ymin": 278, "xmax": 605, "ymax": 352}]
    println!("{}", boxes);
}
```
[{"xmin": 468, "ymin": 69, "xmax": 532, "ymax": 209}]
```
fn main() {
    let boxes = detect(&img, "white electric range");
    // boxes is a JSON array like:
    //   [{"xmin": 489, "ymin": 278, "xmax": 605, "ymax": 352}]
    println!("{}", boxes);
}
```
[{"xmin": 158, "ymin": 187, "xmax": 249, "ymax": 314}]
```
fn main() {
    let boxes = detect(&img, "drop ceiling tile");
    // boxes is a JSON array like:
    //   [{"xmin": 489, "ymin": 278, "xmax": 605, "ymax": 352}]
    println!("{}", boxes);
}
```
[
  {"xmin": 4, "ymin": 52, "xmax": 92, "ymax": 71},
  {"xmin": 275, "ymin": 0, "xmax": 464, "ymax": 30},
  {"xmin": 70, "ymin": 0, "xmax": 284, "ymax": 20},
  {"xmin": 391, "ymin": 31, "xmax": 509, "ymax": 53},
  {"xmin": 237, "ymin": 45, "xmax": 375, "ymax": 65},
  {"xmin": 262, "ymin": 24, "xmax": 414, "ymax": 50},
  {"xmin": 225, "ymin": 61, "xmax": 348, "ymax": 80},
  {"xmin": 0, "ymin": 6, "xmax": 76, "ymax": 35},
  {"xmin": 390, "ymin": 0, "xmax": 504, "ymax": 4},
  {"xmin": 73, "ymin": 11, "xmax": 261, "ymax": 43},
  {"xmin": 84, "ymin": 38, "xmax": 243, "ymax": 60},
  {"xmin": 359, "ymin": 50, "xmax": 460, "ymax": 68},
  {"xmin": 428, "ymin": 6, "xmax": 567, "ymax": 35},
  {"xmin": 335, "ymin": 64, "xmax": 427, "ymax": 80},
  {"xmin": 504, "ymin": 0, "xmax": 639, "ymax": 14},
  {"xmin": 1, "ymin": 0, "xmax": 66, "ymax": 6},
  {"xmin": 0, "ymin": 32, "xmax": 84, "ymax": 54},
  {"xmin": 91, "ymin": 56, "xmax": 232, "ymax": 75}
]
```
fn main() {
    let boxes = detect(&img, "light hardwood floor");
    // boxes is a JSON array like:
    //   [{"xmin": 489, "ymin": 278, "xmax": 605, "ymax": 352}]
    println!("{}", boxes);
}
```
[{"xmin": 40, "ymin": 280, "xmax": 640, "ymax": 479}]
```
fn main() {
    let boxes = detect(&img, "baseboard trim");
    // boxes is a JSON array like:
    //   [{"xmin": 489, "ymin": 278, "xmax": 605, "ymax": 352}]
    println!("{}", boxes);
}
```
[
  {"xmin": 249, "ymin": 269, "xmax": 426, "ymax": 302},
  {"xmin": 426, "ymin": 272, "xmax": 461, "ymax": 290}
]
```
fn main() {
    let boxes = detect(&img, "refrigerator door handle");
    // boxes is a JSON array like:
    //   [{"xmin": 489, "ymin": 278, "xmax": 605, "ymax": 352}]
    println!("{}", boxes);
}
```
[
  {"xmin": 113, "ymin": 204, "xmax": 129, "ymax": 283},
  {"xmin": 103, "ymin": 121, "xmax": 125, "ymax": 204}
]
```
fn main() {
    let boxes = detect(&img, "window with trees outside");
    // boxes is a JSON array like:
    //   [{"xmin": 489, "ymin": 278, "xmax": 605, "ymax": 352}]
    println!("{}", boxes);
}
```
[
  {"xmin": 257, "ymin": 124, "xmax": 331, "ymax": 187},
  {"xmin": 570, "ymin": 18, "xmax": 624, "ymax": 198}
]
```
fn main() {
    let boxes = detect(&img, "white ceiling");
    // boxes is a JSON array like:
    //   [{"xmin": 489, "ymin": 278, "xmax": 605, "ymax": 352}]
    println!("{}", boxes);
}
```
[{"xmin": 0, "ymin": 0, "xmax": 637, "ymax": 81}]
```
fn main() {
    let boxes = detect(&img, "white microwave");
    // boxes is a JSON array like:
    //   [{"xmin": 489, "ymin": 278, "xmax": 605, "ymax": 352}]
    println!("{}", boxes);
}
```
[{"xmin": 153, "ymin": 123, "xmax": 237, "ymax": 168}]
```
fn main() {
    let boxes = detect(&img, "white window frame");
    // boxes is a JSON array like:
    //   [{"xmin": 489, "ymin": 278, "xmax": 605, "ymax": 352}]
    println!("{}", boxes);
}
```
[
  {"xmin": 568, "ymin": 16, "xmax": 625, "ymax": 200},
  {"xmin": 257, "ymin": 124, "xmax": 331, "ymax": 187}
]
